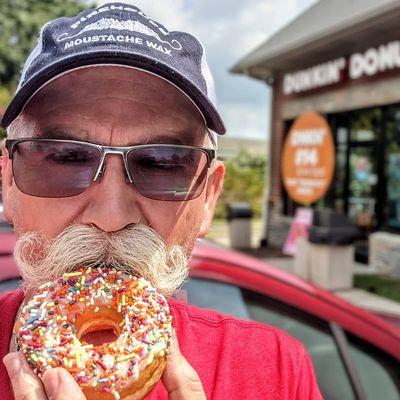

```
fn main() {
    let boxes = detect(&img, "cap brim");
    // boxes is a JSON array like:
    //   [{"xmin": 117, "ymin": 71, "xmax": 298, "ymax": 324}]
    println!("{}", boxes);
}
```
[{"xmin": 1, "ymin": 51, "xmax": 226, "ymax": 134}]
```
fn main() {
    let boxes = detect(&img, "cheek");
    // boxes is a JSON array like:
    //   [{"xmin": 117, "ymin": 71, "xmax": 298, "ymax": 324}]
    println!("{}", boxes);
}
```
[
  {"xmin": 10, "ymin": 191, "xmax": 79, "ymax": 238},
  {"xmin": 145, "ymin": 198, "xmax": 204, "ymax": 252}
]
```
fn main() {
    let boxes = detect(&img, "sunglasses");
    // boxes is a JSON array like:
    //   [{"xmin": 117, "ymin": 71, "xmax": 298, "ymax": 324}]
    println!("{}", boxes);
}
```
[{"xmin": 5, "ymin": 138, "xmax": 216, "ymax": 201}]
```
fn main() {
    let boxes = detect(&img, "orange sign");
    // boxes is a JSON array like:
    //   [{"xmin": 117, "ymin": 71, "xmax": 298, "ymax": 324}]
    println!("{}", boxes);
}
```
[{"xmin": 281, "ymin": 112, "xmax": 335, "ymax": 205}]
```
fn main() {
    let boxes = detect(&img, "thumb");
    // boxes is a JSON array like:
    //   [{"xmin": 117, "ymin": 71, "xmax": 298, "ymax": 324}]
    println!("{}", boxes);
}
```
[
  {"xmin": 42, "ymin": 368, "xmax": 85, "ymax": 400},
  {"xmin": 162, "ymin": 331, "xmax": 206, "ymax": 400}
]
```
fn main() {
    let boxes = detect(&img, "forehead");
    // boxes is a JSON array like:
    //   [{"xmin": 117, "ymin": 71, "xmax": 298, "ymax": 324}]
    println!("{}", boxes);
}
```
[{"xmin": 22, "ymin": 66, "xmax": 206, "ymax": 145}]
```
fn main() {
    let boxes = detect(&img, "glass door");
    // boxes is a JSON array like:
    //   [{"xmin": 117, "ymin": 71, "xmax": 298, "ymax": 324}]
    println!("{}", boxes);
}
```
[
  {"xmin": 348, "ymin": 146, "xmax": 378, "ymax": 228},
  {"xmin": 384, "ymin": 105, "xmax": 400, "ymax": 229},
  {"xmin": 348, "ymin": 109, "xmax": 381, "ymax": 231}
]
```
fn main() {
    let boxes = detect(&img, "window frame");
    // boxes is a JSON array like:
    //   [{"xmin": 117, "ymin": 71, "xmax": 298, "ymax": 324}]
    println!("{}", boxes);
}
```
[{"xmin": 329, "ymin": 322, "xmax": 367, "ymax": 400}]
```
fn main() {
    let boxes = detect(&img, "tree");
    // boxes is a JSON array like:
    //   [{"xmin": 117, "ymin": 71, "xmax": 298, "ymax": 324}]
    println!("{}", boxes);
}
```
[
  {"xmin": 0, "ymin": 0, "xmax": 91, "ymax": 138},
  {"xmin": 214, "ymin": 150, "xmax": 267, "ymax": 219},
  {"xmin": 0, "ymin": 0, "xmax": 91, "ymax": 95}
]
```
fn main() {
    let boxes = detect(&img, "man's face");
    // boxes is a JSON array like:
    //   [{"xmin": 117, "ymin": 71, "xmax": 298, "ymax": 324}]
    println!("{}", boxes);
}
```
[{"xmin": 2, "ymin": 66, "xmax": 224, "ymax": 256}]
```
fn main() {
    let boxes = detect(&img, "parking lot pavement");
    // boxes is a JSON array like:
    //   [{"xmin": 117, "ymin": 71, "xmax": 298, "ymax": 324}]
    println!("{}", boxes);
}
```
[
  {"xmin": 263, "ymin": 256, "xmax": 400, "ymax": 324},
  {"xmin": 334, "ymin": 287, "xmax": 400, "ymax": 314}
]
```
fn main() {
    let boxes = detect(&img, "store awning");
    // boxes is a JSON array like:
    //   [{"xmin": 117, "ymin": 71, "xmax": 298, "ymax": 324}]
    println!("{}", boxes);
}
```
[{"xmin": 231, "ymin": 0, "xmax": 400, "ymax": 80}]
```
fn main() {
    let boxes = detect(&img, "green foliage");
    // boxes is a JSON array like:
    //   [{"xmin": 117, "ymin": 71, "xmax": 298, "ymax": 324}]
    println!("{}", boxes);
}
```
[
  {"xmin": 0, "ymin": 86, "xmax": 11, "ymax": 107},
  {"xmin": 0, "ymin": 0, "xmax": 93, "ymax": 140},
  {"xmin": 214, "ymin": 150, "xmax": 267, "ymax": 219},
  {"xmin": 0, "ymin": 87, "xmax": 10, "ymax": 138},
  {"xmin": 354, "ymin": 274, "xmax": 400, "ymax": 303},
  {"xmin": 0, "ymin": 0, "xmax": 91, "ymax": 91}
]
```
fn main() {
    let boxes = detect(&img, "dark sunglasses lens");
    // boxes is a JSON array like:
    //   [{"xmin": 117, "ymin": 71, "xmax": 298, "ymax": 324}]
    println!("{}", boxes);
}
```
[
  {"xmin": 127, "ymin": 146, "xmax": 209, "ymax": 201},
  {"xmin": 12, "ymin": 140, "xmax": 100, "ymax": 197}
]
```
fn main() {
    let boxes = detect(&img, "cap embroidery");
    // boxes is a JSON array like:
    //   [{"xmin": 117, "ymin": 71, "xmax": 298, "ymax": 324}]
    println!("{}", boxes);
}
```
[{"xmin": 57, "ymin": 17, "xmax": 182, "ymax": 51}]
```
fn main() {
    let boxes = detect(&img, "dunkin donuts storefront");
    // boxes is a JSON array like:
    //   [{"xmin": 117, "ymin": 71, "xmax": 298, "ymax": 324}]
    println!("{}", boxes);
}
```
[{"xmin": 232, "ymin": 1, "xmax": 400, "ymax": 259}]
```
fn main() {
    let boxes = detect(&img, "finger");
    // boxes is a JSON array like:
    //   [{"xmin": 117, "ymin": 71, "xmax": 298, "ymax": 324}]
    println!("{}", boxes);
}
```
[
  {"xmin": 162, "ymin": 331, "xmax": 206, "ymax": 400},
  {"xmin": 3, "ymin": 352, "xmax": 47, "ymax": 400},
  {"xmin": 42, "ymin": 368, "xmax": 86, "ymax": 400}
]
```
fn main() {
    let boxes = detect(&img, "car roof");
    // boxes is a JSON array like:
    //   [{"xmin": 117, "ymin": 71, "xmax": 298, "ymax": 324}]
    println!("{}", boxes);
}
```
[{"xmin": 190, "ymin": 240, "xmax": 400, "ymax": 359}]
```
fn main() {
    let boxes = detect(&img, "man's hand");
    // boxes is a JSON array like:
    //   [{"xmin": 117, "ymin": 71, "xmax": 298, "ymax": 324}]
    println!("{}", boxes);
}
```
[
  {"xmin": 162, "ymin": 332, "xmax": 206, "ymax": 400},
  {"xmin": 3, "ymin": 352, "xmax": 85, "ymax": 400},
  {"xmin": 4, "ymin": 333, "xmax": 205, "ymax": 400}
]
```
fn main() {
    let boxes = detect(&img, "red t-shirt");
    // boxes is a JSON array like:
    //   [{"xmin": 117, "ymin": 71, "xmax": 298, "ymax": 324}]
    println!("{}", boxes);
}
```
[{"xmin": 0, "ymin": 289, "xmax": 323, "ymax": 399}]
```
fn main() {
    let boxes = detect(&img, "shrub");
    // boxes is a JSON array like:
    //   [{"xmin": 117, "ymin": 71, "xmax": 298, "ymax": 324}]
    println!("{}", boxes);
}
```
[{"xmin": 214, "ymin": 150, "xmax": 267, "ymax": 219}]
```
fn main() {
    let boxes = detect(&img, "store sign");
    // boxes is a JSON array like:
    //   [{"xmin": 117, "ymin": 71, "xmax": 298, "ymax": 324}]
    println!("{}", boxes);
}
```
[
  {"xmin": 283, "ymin": 58, "xmax": 346, "ymax": 96},
  {"xmin": 281, "ymin": 112, "xmax": 335, "ymax": 205},
  {"xmin": 283, "ymin": 40, "xmax": 400, "ymax": 95}
]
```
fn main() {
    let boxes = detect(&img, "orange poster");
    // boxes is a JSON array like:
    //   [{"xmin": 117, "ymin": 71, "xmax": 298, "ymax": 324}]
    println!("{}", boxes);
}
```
[{"xmin": 281, "ymin": 112, "xmax": 335, "ymax": 205}]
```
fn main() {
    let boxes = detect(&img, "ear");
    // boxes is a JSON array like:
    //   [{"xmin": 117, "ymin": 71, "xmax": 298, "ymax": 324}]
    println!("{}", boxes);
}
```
[
  {"xmin": 1, "ymin": 143, "xmax": 15, "ymax": 224},
  {"xmin": 198, "ymin": 160, "xmax": 225, "ymax": 237}
]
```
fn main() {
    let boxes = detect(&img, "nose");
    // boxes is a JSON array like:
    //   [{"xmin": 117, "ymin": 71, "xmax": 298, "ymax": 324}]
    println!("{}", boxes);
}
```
[{"xmin": 80, "ymin": 154, "xmax": 144, "ymax": 232}]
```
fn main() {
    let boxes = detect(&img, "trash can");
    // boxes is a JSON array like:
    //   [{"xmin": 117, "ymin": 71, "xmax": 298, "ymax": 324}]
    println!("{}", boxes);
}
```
[
  {"xmin": 227, "ymin": 202, "xmax": 253, "ymax": 249},
  {"xmin": 307, "ymin": 209, "xmax": 359, "ymax": 290}
]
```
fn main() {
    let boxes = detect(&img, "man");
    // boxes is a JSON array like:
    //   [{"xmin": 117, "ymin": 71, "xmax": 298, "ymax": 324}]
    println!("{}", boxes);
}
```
[{"xmin": 0, "ymin": 3, "xmax": 323, "ymax": 399}]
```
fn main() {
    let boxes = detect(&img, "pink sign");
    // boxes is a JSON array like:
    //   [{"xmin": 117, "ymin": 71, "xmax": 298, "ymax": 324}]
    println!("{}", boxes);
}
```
[{"xmin": 283, "ymin": 208, "xmax": 313, "ymax": 256}]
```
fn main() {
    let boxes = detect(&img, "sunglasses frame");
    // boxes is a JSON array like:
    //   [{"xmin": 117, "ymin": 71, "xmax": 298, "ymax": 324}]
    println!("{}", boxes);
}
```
[{"xmin": 5, "ymin": 138, "xmax": 216, "ymax": 199}]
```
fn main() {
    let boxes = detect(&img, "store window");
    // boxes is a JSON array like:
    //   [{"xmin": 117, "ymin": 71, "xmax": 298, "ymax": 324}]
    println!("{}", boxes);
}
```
[
  {"xmin": 385, "ymin": 105, "xmax": 400, "ymax": 229},
  {"xmin": 332, "ymin": 114, "xmax": 349, "ymax": 214},
  {"xmin": 350, "ymin": 109, "xmax": 381, "ymax": 142},
  {"xmin": 348, "ymin": 109, "xmax": 381, "ymax": 230}
]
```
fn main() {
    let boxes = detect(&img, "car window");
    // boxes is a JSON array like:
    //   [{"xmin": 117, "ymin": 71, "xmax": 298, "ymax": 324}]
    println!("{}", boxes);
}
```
[
  {"xmin": 0, "ymin": 278, "xmax": 21, "ymax": 293},
  {"xmin": 183, "ymin": 277, "xmax": 356, "ymax": 400},
  {"xmin": 346, "ymin": 333, "xmax": 400, "ymax": 400},
  {"xmin": 182, "ymin": 278, "xmax": 250, "ymax": 319},
  {"xmin": 242, "ymin": 289, "xmax": 356, "ymax": 400}
]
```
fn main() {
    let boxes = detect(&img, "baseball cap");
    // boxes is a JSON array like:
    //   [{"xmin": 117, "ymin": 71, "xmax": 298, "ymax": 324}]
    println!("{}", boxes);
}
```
[{"xmin": 1, "ymin": 2, "xmax": 225, "ymax": 143}]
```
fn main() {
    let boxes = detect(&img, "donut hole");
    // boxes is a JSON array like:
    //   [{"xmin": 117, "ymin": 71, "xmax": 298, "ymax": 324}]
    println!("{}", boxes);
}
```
[
  {"xmin": 80, "ymin": 327, "xmax": 118, "ymax": 346},
  {"xmin": 75, "ymin": 306, "xmax": 123, "ymax": 346}
]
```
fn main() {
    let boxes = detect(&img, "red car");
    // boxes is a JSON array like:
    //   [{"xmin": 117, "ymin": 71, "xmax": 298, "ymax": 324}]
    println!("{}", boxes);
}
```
[
  {"xmin": 186, "ymin": 241, "xmax": 400, "ymax": 400},
  {"xmin": 0, "ymin": 207, "xmax": 18, "ymax": 291},
  {"xmin": 1, "ymin": 230, "xmax": 399, "ymax": 399}
]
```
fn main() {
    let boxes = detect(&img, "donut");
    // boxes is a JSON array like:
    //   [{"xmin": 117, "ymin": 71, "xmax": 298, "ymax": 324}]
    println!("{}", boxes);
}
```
[{"xmin": 15, "ymin": 266, "xmax": 173, "ymax": 400}]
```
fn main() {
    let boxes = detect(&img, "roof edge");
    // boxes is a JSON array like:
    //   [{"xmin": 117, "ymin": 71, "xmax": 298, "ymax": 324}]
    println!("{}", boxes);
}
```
[{"xmin": 231, "ymin": 0, "xmax": 400, "ymax": 77}]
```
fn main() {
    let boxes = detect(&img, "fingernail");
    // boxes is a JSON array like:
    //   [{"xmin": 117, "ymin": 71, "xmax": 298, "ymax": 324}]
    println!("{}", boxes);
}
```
[
  {"xmin": 3, "ymin": 352, "xmax": 22, "ymax": 379},
  {"xmin": 42, "ymin": 368, "xmax": 60, "ymax": 399}
]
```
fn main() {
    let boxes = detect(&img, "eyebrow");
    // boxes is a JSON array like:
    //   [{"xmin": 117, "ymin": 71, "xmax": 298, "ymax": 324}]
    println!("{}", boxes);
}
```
[
  {"xmin": 142, "ymin": 134, "xmax": 193, "ymax": 146},
  {"xmin": 36, "ymin": 126, "xmax": 199, "ymax": 146},
  {"xmin": 36, "ymin": 126, "xmax": 90, "ymax": 141}
]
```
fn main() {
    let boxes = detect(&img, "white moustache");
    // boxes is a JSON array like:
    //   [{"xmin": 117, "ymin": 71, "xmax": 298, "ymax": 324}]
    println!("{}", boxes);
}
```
[{"xmin": 14, "ymin": 224, "xmax": 188, "ymax": 297}]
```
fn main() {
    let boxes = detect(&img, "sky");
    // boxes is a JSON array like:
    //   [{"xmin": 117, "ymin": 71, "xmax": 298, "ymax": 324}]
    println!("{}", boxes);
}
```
[{"xmin": 97, "ymin": 0, "xmax": 318, "ymax": 139}]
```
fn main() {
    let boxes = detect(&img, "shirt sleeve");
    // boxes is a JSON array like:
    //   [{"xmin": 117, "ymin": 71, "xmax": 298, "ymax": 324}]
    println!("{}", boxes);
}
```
[{"xmin": 296, "ymin": 346, "xmax": 324, "ymax": 400}]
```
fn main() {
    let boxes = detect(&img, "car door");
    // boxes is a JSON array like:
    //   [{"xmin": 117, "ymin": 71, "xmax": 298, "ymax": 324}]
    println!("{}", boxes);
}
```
[{"xmin": 181, "ymin": 277, "xmax": 400, "ymax": 400}]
